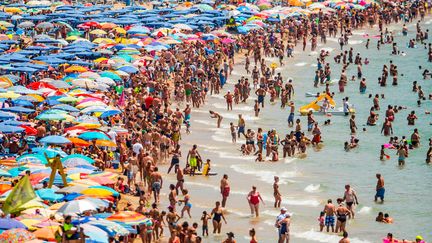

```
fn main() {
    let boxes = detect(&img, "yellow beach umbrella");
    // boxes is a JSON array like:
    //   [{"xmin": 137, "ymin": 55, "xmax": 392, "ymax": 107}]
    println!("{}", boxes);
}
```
[
  {"xmin": 78, "ymin": 123, "xmax": 102, "ymax": 129},
  {"xmin": 93, "ymin": 38, "xmax": 115, "ymax": 44},
  {"xmin": 0, "ymin": 76, "xmax": 13, "ymax": 88},
  {"xmin": 65, "ymin": 35, "xmax": 79, "ymax": 41},
  {"xmin": 49, "ymin": 202, "xmax": 65, "ymax": 210},
  {"xmin": 94, "ymin": 57, "xmax": 108, "ymax": 63},
  {"xmin": 4, "ymin": 8, "xmax": 23, "ymax": 14},
  {"xmin": 65, "ymin": 65, "xmax": 87, "ymax": 73},
  {"xmin": 19, "ymin": 219, "xmax": 40, "ymax": 231},
  {"xmin": 81, "ymin": 188, "xmax": 112, "ymax": 197},
  {"xmin": 113, "ymin": 27, "xmax": 126, "ymax": 34},
  {"xmin": 0, "ymin": 91, "xmax": 21, "ymax": 99},
  {"xmin": 28, "ymin": 94, "xmax": 45, "ymax": 102},
  {"xmin": 90, "ymin": 29, "xmax": 107, "ymax": 35}
]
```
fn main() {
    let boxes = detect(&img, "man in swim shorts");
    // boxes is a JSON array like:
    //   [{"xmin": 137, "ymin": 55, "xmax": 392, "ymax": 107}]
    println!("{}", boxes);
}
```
[
  {"xmin": 255, "ymin": 86, "xmax": 266, "ymax": 108},
  {"xmin": 150, "ymin": 167, "xmax": 163, "ymax": 204},
  {"xmin": 375, "ymin": 173, "xmax": 385, "ymax": 203},
  {"xmin": 323, "ymin": 199, "xmax": 336, "ymax": 232},
  {"xmin": 220, "ymin": 174, "xmax": 230, "ymax": 208},
  {"xmin": 187, "ymin": 144, "xmax": 201, "ymax": 176}
]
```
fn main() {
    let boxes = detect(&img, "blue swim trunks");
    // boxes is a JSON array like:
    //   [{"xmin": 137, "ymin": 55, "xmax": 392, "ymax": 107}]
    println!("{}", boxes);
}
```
[
  {"xmin": 288, "ymin": 113, "xmax": 294, "ymax": 123},
  {"xmin": 375, "ymin": 188, "xmax": 385, "ymax": 200},
  {"xmin": 325, "ymin": 216, "xmax": 335, "ymax": 226}
]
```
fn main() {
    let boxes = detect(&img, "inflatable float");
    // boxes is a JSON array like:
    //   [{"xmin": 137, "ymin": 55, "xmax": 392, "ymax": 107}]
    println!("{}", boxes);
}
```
[{"xmin": 299, "ymin": 94, "xmax": 355, "ymax": 116}]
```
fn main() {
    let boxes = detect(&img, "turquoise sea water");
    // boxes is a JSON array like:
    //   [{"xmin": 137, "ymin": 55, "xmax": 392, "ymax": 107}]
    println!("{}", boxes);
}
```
[{"xmin": 158, "ymin": 16, "xmax": 432, "ymax": 243}]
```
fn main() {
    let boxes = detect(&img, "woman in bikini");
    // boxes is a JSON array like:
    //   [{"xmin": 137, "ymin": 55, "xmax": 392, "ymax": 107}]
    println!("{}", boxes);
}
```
[
  {"xmin": 335, "ymin": 198, "xmax": 351, "ymax": 233},
  {"xmin": 247, "ymin": 186, "xmax": 265, "ymax": 217}
]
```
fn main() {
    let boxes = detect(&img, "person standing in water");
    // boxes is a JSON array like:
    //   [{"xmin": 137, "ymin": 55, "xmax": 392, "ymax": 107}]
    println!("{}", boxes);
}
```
[
  {"xmin": 220, "ymin": 174, "xmax": 230, "ymax": 208},
  {"xmin": 375, "ymin": 174, "xmax": 385, "ymax": 203},
  {"xmin": 247, "ymin": 186, "xmax": 265, "ymax": 217},
  {"xmin": 343, "ymin": 184, "xmax": 359, "ymax": 219},
  {"xmin": 211, "ymin": 201, "xmax": 227, "ymax": 235},
  {"xmin": 339, "ymin": 232, "xmax": 350, "ymax": 243},
  {"xmin": 273, "ymin": 176, "xmax": 282, "ymax": 208},
  {"xmin": 186, "ymin": 144, "xmax": 201, "ymax": 176},
  {"xmin": 209, "ymin": 110, "xmax": 223, "ymax": 128},
  {"xmin": 323, "ymin": 199, "xmax": 336, "ymax": 233}
]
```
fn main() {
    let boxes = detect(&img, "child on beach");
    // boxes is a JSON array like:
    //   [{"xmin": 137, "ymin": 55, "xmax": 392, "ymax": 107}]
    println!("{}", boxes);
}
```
[
  {"xmin": 380, "ymin": 145, "xmax": 389, "ymax": 160},
  {"xmin": 201, "ymin": 211, "xmax": 210, "ymax": 236},
  {"xmin": 230, "ymin": 122, "xmax": 236, "ymax": 143},
  {"xmin": 318, "ymin": 211, "xmax": 325, "ymax": 232}
]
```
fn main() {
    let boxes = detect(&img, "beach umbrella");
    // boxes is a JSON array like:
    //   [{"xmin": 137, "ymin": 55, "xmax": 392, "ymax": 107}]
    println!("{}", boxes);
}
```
[
  {"xmin": 0, "ymin": 218, "xmax": 27, "ymax": 230},
  {"xmin": 35, "ymin": 113, "xmax": 68, "ymax": 121},
  {"xmin": 81, "ymin": 224, "xmax": 109, "ymax": 243},
  {"xmin": 67, "ymin": 137, "xmax": 90, "ymax": 147},
  {"xmin": 95, "ymin": 140, "xmax": 116, "ymax": 147},
  {"xmin": 99, "ymin": 71, "xmax": 121, "ymax": 81},
  {"xmin": 39, "ymin": 135, "xmax": 71, "ymax": 145},
  {"xmin": 0, "ymin": 124, "xmax": 25, "ymax": 134},
  {"xmin": 56, "ymin": 185, "xmax": 87, "ymax": 194},
  {"xmin": 88, "ymin": 176, "xmax": 115, "ymax": 185},
  {"xmin": 65, "ymin": 66, "xmax": 88, "ymax": 73},
  {"xmin": 79, "ymin": 71, "xmax": 100, "ymax": 79},
  {"xmin": 87, "ymin": 219, "xmax": 129, "ymax": 236},
  {"xmin": 107, "ymin": 211, "xmax": 147, "ymax": 225},
  {"xmin": 34, "ymin": 226, "xmax": 59, "ymax": 242},
  {"xmin": 0, "ymin": 169, "xmax": 12, "ymax": 177},
  {"xmin": 1, "ymin": 106, "xmax": 35, "ymax": 113},
  {"xmin": 89, "ymin": 186, "xmax": 119, "ymax": 197},
  {"xmin": 36, "ymin": 22, "xmax": 54, "ymax": 30},
  {"xmin": 52, "ymin": 104, "xmax": 79, "ymax": 112},
  {"xmin": 71, "ymin": 78, "xmax": 99, "ymax": 89},
  {"xmin": 33, "ymin": 147, "xmax": 68, "ymax": 158},
  {"xmin": 100, "ymin": 22, "xmax": 117, "ymax": 29},
  {"xmin": 56, "ymin": 199, "xmax": 99, "ymax": 215},
  {"xmin": 18, "ymin": 21, "xmax": 35, "ymax": 29},
  {"xmin": 0, "ymin": 228, "xmax": 36, "ymax": 242},
  {"xmin": 0, "ymin": 111, "xmax": 17, "ymax": 119},
  {"xmin": 61, "ymin": 154, "xmax": 94, "ymax": 166},
  {"xmin": 90, "ymin": 29, "xmax": 108, "ymax": 35},
  {"xmin": 36, "ymin": 188, "xmax": 63, "ymax": 202},
  {"xmin": 78, "ymin": 131, "xmax": 110, "ymax": 141},
  {"xmin": 16, "ymin": 154, "xmax": 48, "ymax": 165},
  {"xmin": 0, "ymin": 183, "xmax": 12, "ymax": 194},
  {"xmin": 81, "ymin": 188, "xmax": 113, "ymax": 197},
  {"xmin": 0, "ymin": 92, "xmax": 21, "ymax": 99},
  {"xmin": 19, "ymin": 125, "xmax": 37, "ymax": 135}
]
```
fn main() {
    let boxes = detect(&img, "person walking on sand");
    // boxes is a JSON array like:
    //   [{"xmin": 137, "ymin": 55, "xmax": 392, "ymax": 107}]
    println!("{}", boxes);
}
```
[
  {"xmin": 375, "ymin": 174, "xmax": 385, "ymax": 203},
  {"xmin": 247, "ymin": 186, "xmax": 265, "ymax": 217},
  {"xmin": 323, "ymin": 199, "xmax": 336, "ymax": 232},
  {"xmin": 220, "ymin": 174, "xmax": 230, "ymax": 208},
  {"xmin": 211, "ymin": 201, "xmax": 227, "ymax": 235},
  {"xmin": 342, "ymin": 184, "xmax": 358, "ymax": 219}
]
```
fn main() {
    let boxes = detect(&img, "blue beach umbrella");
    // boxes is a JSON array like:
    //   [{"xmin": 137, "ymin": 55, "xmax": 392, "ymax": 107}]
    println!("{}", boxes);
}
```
[
  {"xmin": 1, "ymin": 106, "xmax": 35, "ymax": 113},
  {"xmin": 36, "ymin": 188, "xmax": 64, "ymax": 202},
  {"xmin": 16, "ymin": 154, "xmax": 48, "ymax": 165},
  {"xmin": 0, "ymin": 124, "xmax": 25, "ymax": 134},
  {"xmin": 0, "ymin": 218, "xmax": 27, "ymax": 230},
  {"xmin": 61, "ymin": 154, "xmax": 95, "ymax": 166},
  {"xmin": 100, "ymin": 109, "xmax": 121, "ymax": 118},
  {"xmin": 32, "ymin": 147, "xmax": 68, "ymax": 158},
  {"xmin": 78, "ymin": 131, "xmax": 110, "ymax": 141},
  {"xmin": 39, "ymin": 135, "xmax": 72, "ymax": 145}
]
